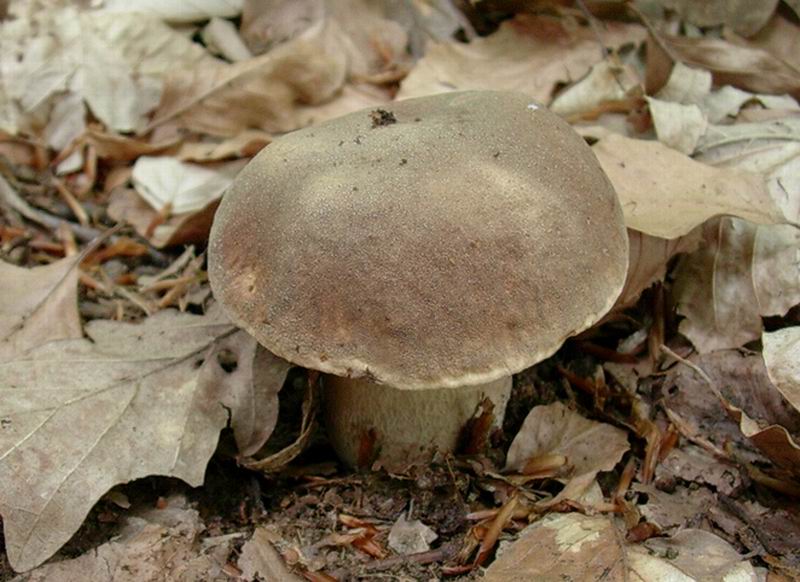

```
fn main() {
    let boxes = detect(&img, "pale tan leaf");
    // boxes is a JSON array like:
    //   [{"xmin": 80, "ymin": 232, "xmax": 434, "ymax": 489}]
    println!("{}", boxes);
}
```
[
  {"xmin": 505, "ymin": 402, "xmax": 629, "ymax": 477},
  {"xmin": 485, "ymin": 514, "xmax": 758, "ymax": 582},
  {"xmin": 107, "ymin": 187, "xmax": 219, "ymax": 248},
  {"xmin": 662, "ymin": 34, "xmax": 800, "ymax": 99},
  {"xmin": 0, "ymin": 308, "xmax": 283, "ymax": 572},
  {"xmin": 763, "ymin": 327, "xmax": 800, "ymax": 414},
  {"xmin": 18, "ymin": 496, "xmax": 235, "ymax": 581},
  {"xmin": 614, "ymin": 228, "xmax": 701, "ymax": 310},
  {"xmin": 659, "ymin": 0, "xmax": 778, "ymax": 36},
  {"xmin": 740, "ymin": 14, "xmax": 800, "ymax": 71},
  {"xmin": 702, "ymin": 86, "xmax": 800, "ymax": 123},
  {"xmin": 9, "ymin": 8, "xmax": 214, "ymax": 133},
  {"xmin": 98, "ymin": 0, "xmax": 243, "ymax": 23},
  {"xmin": 550, "ymin": 60, "xmax": 640, "ymax": 118},
  {"xmin": 695, "ymin": 118, "xmax": 800, "ymax": 226},
  {"xmin": 655, "ymin": 62, "xmax": 712, "ymax": 106},
  {"xmin": 148, "ymin": 20, "xmax": 348, "ymax": 137},
  {"xmin": 645, "ymin": 97, "xmax": 707, "ymax": 154},
  {"xmin": 201, "ymin": 16, "xmax": 253, "ymax": 62},
  {"xmin": 238, "ymin": 527, "xmax": 304, "ymax": 582},
  {"xmin": 0, "ymin": 256, "xmax": 81, "ymax": 363},
  {"xmin": 674, "ymin": 218, "xmax": 800, "ymax": 352},
  {"xmin": 398, "ymin": 16, "xmax": 646, "ymax": 103},
  {"xmin": 131, "ymin": 156, "xmax": 244, "ymax": 214},
  {"xmin": 175, "ymin": 129, "xmax": 271, "ymax": 162},
  {"xmin": 590, "ymin": 132, "xmax": 790, "ymax": 238},
  {"xmin": 84, "ymin": 129, "xmax": 181, "ymax": 162}
]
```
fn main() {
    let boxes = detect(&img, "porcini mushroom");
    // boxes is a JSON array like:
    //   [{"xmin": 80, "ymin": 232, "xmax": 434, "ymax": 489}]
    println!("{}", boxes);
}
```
[{"xmin": 208, "ymin": 90, "xmax": 628, "ymax": 467}]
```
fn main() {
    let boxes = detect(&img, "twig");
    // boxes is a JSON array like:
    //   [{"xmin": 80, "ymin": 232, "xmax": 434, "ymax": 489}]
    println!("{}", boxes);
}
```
[{"xmin": 1, "ymin": 172, "xmax": 100, "ymax": 241}]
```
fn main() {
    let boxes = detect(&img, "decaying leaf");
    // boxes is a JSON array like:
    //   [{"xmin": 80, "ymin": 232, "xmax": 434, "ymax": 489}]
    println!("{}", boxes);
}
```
[
  {"xmin": 0, "ymin": 8, "xmax": 214, "ymax": 134},
  {"xmin": 674, "ymin": 218, "xmax": 800, "ymax": 352},
  {"xmin": 658, "ymin": 0, "xmax": 779, "ymax": 37},
  {"xmin": 175, "ymin": 129, "xmax": 271, "ymax": 162},
  {"xmin": 485, "ymin": 513, "xmax": 758, "ymax": 581},
  {"xmin": 148, "ymin": 20, "xmax": 348, "ymax": 137},
  {"xmin": 16, "ymin": 495, "xmax": 237, "ymax": 582},
  {"xmin": 550, "ymin": 60, "xmax": 640, "ymax": 118},
  {"xmin": 388, "ymin": 513, "xmax": 438, "ymax": 555},
  {"xmin": 505, "ymin": 402, "xmax": 629, "ymax": 480},
  {"xmin": 0, "ymin": 308, "xmax": 285, "ymax": 572},
  {"xmin": 99, "ymin": 0, "xmax": 243, "ymax": 23},
  {"xmin": 398, "ymin": 16, "xmax": 645, "ymax": 103},
  {"xmin": 0, "ymin": 255, "xmax": 82, "ymax": 362},
  {"xmin": 131, "ymin": 156, "xmax": 244, "ymax": 215},
  {"xmin": 107, "ymin": 187, "xmax": 220, "ymax": 248},
  {"xmin": 589, "ymin": 131, "xmax": 793, "ymax": 238},
  {"xmin": 614, "ymin": 228, "xmax": 700, "ymax": 310},
  {"xmin": 238, "ymin": 527, "xmax": 303, "ymax": 582},
  {"xmin": 763, "ymin": 327, "xmax": 800, "ymax": 413}
]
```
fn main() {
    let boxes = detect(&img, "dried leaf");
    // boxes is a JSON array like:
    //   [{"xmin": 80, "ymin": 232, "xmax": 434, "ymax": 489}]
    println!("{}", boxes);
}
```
[
  {"xmin": 505, "ymin": 402, "xmax": 629, "ymax": 478},
  {"xmin": 674, "ymin": 218, "xmax": 800, "ymax": 352},
  {"xmin": 131, "ymin": 156, "xmax": 244, "ymax": 215},
  {"xmin": 646, "ymin": 97, "xmax": 707, "ymax": 154},
  {"xmin": 107, "ymin": 187, "xmax": 219, "ymax": 248},
  {"xmin": 0, "ymin": 308, "xmax": 281, "ymax": 571},
  {"xmin": 388, "ymin": 514, "xmax": 438, "ymax": 555},
  {"xmin": 0, "ymin": 256, "xmax": 81, "ymax": 363},
  {"xmin": 398, "ymin": 16, "xmax": 645, "ymax": 103},
  {"xmin": 659, "ymin": 0, "xmax": 778, "ymax": 36},
  {"xmin": 17, "ymin": 496, "xmax": 235, "ymax": 581},
  {"xmin": 662, "ymin": 34, "xmax": 800, "ymax": 99},
  {"xmin": 763, "ymin": 327, "xmax": 800, "ymax": 413},
  {"xmin": 148, "ymin": 20, "xmax": 347, "ymax": 137},
  {"xmin": 201, "ymin": 17, "xmax": 253, "ymax": 62},
  {"xmin": 589, "ymin": 132, "xmax": 791, "ymax": 238},
  {"xmin": 550, "ymin": 60, "xmax": 640, "ymax": 118},
  {"xmin": 485, "ymin": 514, "xmax": 758, "ymax": 581},
  {"xmin": 744, "ymin": 14, "xmax": 800, "ymax": 71},
  {"xmin": 615, "ymin": 228, "xmax": 700, "ymax": 310},
  {"xmin": 4, "ymin": 8, "xmax": 214, "ymax": 133},
  {"xmin": 238, "ymin": 527, "xmax": 303, "ymax": 582},
  {"xmin": 83, "ymin": 129, "xmax": 181, "ymax": 162},
  {"xmin": 98, "ymin": 0, "xmax": 243, "ymax": 23},
  {"xmin": 175, "ymin": 130, "xmax": 271, "ymax": 162}
]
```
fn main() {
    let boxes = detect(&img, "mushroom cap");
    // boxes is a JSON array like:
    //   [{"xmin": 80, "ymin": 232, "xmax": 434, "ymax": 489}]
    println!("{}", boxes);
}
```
[{"xmin": 208, "ymin": 90, "xmax": 628, "ymax": 390}]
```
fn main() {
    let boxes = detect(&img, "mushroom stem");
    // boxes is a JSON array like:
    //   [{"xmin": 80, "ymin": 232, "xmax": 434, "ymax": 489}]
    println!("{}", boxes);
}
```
[{"xmin": 322, "ymin": 375, "xmax": 512, "ymax": 468}]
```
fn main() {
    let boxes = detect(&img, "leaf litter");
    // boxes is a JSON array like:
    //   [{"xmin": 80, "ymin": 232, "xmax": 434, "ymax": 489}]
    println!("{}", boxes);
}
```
[{"xmin": 0, "ymin": 0, "xmax": 799, "ymax": 579}]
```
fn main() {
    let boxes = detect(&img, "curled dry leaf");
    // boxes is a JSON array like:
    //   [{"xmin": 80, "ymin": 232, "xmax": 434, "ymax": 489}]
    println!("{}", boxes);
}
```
[
  {"xmin": 650, "ymin": 34, "xmax": 800, "ymax": 100},
  {"xmin": 148, "ymin": 20, "xmax": 348, "ymax": 137},
  {"xmin": 108, "ymin": 187, "xmax": 219, "ymax": 248},
  {"xmin": 238, "ymin": 527, "xmax": 303, "ymax": 582},
  {"xmin": 744, "ymin": 14, "xmax": 800, "ymax": 71},
  {"xmin": 485, "ymin": 513, "xmax": 758, "ymax": 582},
  {"xmin": 614, "ymin": 228, "xmax": 700, "ymax": 310},
  {"xmin": 98, "ymin": 0, "xmax": 243, "ymax": 23},
  {"xmin": 674, "ymin": 218, "xmax": 800, "ymax": 352},
  {"xmin": 131, "ymin": 156, "xmax": 244, "ymax": 215},
  {"xmin": 550, "ymin": 60, "xmax": 641, "ymax": 118},
  {"xmin": 398, "ymin": 16, "xmax": 645, "ymax": 103},
  {"xmin": 17, "ymin": 496, "xmax": 236, "ymax": 581},
  {"xmin": 505, "ymin": 402, "xmax": 629, "ymax": 483},
  {"xmin": 658, "ymin": 0, "xmax": 779, "ymax": 37},
  {"xmin": 0, "ymin": 308, "xmax": 286, "ymax": 572},
  {"xmin": 84, "ymin": 128, "xmax": 181, "ymax": 162},
  {"xmin": 1, "ymin": 8, "xmax": 214, "ymax": 134},
  {"xmin": 175, "ymin": 129, "xmax": 271, "ymax": 162},
  {"xmin": 0, "ymin": 256, "xmax": 82, "ymax": 363},
  {"xmin": 589, "ymin": 131, "xmax": 791, "ymax": 238},
  {"xmin": 762, "ymin": 327, "xmax": 800, "ymax": 413}
]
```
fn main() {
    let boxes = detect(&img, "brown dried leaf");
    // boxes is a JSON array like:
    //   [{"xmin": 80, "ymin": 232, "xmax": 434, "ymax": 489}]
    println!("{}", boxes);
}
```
[
  {"xmin": 660, "ymin": 34, "xmax": 800, "ymax": 99},
  {"xmin": 17, "ymin": 496, "xmax": 236, "ymax": 581},
  {"xmin": 505, "ymin": 402, "xmax": 629, "ymax": 478},
  {"xmin": 175, "ymin": 130, "xmax": 271, "ymax": 162},
  {"xmin": 659, "ymin": 0, "xmax": 778, "ymax": 37},
  {"xmin": 148, "ymin": 21, "xmax": 347, "ymax": 137},
  {"xmin": 674, "ymin": 218, "xmax": 800, "ymax": 352},
  {"xmin": 0, "ymin": 256, "xmax": 81, "ymax": 363},
  {"xmin": 238, "ymin": 527, "xmax": 304, "ymax": 582},
  {"xmin": 763, "ymin": 327, "xmax": 800, "ymax": 414},
  {"xmin": 398, "ymin": 16, "xmax": 645, "ymax": 103},
  {"xmin": 615, "ymin": 228, "xmax": 700, "ymax": 310},
  {"xmin": 739, "ymin": 14, "xmax": 800, "ymax": 71},
  {"xmin": 0, "ymin": 308, "xmax": 284, "ymax": 572},
  {"xmin": 589, "ymin": 132, "xmax": 790, "ymax": 238},
  {"xmin": 84, "ymin": 129, "xmax": 181, "ymax": 162},
  {"xmin": 108, "ymin": 188, "xmax": 219, "ymax": 249},
  {"xmin": 485, "ymin": 513, "xmax": 758, "ymax": 581}
]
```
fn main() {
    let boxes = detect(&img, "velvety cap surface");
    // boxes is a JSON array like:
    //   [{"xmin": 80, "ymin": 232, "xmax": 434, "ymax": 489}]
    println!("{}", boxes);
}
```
[{"xmin": 209, "ymin": 91, "xmax": 628, "ymax": 389}]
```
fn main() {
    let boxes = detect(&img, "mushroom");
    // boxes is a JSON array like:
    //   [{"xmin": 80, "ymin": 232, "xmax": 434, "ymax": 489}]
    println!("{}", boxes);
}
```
[{"xmin": 208, "ymin": 90, "xmax": 628, "ymax": 467}]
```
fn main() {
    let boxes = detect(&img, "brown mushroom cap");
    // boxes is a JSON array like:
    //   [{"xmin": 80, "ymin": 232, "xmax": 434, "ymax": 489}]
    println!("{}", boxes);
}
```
[{"xmin": 208, "ymin": 90, "xmax": 628, "ymax": 390}]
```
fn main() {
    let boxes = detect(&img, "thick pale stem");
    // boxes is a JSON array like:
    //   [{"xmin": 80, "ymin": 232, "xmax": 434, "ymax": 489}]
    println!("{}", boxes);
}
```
[{"xmin": 322, "ymin": 375, "xmax": 512, "ymax": 468}]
